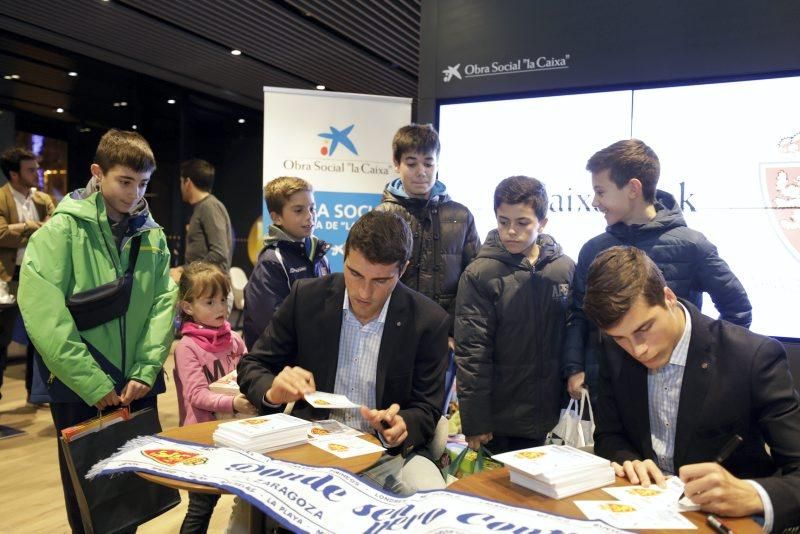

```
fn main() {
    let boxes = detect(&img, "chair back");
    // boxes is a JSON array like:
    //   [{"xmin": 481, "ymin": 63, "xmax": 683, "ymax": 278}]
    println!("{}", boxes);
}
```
[{"xmin": 229, "ymin": 267, "xmax": 247, "ymax": 310}]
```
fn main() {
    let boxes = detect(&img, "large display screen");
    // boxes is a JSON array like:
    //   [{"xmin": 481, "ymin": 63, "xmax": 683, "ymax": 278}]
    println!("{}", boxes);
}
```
[{"xmin": 438, "ymin": 75, "xmax": 800, "ymax": 339}]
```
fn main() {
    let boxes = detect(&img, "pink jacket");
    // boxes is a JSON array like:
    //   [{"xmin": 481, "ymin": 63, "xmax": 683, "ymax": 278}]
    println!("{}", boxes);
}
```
[{"xmin": 173, "ymin": 321, "xmax": 246, "ymax": 425}]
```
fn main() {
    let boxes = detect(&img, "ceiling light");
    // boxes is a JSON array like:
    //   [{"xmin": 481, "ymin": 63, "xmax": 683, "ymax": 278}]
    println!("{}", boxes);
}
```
[
  {"xmin": 68, "ymin": 71, "xmax": 78, "ymax": 77},
  {"xmin": 238, "ymin": 118, "xmax": 245, "ymax": 124},
  {"xmin": 120, "ymin": 101, "xmax": 127, "ymax": 106},
  {"xmin": 231, "ymin": 49, "xmax": 242, "ymax": 56},
  {"xmin": 10, "ymin": 74, "xmax": 20, "ymax": 79},
  {"xmin": 56, "ymin": 108, "xmax": 64, "ymax": 113},
  {"xmin": 167, "ymin": 99, "xmax": 176, "ymax": 104},
  {"xmin": 316, "ymin": 84, "xmax": 326, "ymax": 90},
  {"xmin": 3, "ymin": 76, "xmax": 10, "ymax": 80},
  {"xmin": 79, "ymin": 127, "xmax": 91, "ymax": 133},
  {"xmin": 131, "ymin": 124, "xmax": 137, "ymax": 130},
  {"xmin": 113, "ymin": 102, "xmax": 120, "ymax": 107}
]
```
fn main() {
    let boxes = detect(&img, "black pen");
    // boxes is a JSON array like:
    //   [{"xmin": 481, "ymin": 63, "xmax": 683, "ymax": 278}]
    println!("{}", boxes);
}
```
[
  {"xmin": 679, "ymin": 434, "xmax": 743, "ymax": 502},
  {"xmin": 707, "ymin": 514, "xmax": 734, "ymax": 534}
]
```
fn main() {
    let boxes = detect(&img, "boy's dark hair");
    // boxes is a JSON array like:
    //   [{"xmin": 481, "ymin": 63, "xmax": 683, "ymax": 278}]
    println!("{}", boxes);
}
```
[
  {"xmin": 0, "ymin": 147, "xmax": 36, "ymax": 181},
  {"xmin": 584, "ymin": 246, "xmax": 667, "ymax": 329},
  {"xmin": 181, "ymin": 159, "xmax": 215, "ymax": 192},
  {"xmin": 345, "ymin": 210, "xmax": 412, "ymax": 268},
  {"xmin": 264, "ymin": 176, "xmax": 313, "ymax": 216},
  {"xmin": 94, "ymin": 129, "xmax": 156, "ymax": 174},
  {"xmin": 392, "ymin": 123, "xmax": 441, "ymax": 163},
  {"xmin": 494, "ymin": 176, "xmax": 549, "ymax": 220},
  {"xmin": 586, "ymin": 139, "xmax": 660, "ymax": 203}
]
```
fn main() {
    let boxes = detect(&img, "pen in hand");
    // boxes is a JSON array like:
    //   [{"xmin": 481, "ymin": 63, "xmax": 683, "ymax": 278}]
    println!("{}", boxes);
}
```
[{"xmin": 679, "ymin": 434, "xmax": 743, "ymax": 502}]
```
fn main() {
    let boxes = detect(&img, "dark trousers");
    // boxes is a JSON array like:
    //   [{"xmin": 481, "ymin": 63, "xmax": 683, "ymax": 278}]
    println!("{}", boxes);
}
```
[
  {"xmin": 0, "ymin": 302, "xmax": 16, "ymax": 397},
  {"xmin": 50, "ymin": 397, "xmax": 157, "ymax": 534},
  {"xmin": 486, "ymin": 435, "xmax": 546, "ymax": 455},
  {"xmin": 180, "ymin": 492, "xmax": 221, "ymax": 534}
]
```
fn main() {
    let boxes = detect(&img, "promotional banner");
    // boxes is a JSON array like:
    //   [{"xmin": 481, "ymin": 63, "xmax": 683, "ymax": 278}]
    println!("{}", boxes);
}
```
[
  {"xmin": 438, "ymin": 74, "xmax": 800, "ymax": 339},
  {"xmin": 89, "ymin": 436, "xmax": 629, "ymax": 534},
  {"xmin": 263, "ymin": 87, "xmax": 412, "ymax": 271}
]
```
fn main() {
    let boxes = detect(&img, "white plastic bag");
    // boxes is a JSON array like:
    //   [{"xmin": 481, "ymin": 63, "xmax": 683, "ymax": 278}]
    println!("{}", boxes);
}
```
[{"xmin": 548, "ymin": 388, "xmax": 595, "ymax": 449}]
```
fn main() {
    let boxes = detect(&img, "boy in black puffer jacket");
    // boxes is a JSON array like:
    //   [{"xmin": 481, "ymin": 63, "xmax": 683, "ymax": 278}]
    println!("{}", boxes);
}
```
[
  {"xmin": 455, "ymin": 176, "xmax": 575, "ymax": 454},
  {"xmin": 375, "ymin": 124, "xmax": 480, "ymax": 349},
  {"xmin": 563, "ymin": 139, "xmax": 751, "ymax": 403}
]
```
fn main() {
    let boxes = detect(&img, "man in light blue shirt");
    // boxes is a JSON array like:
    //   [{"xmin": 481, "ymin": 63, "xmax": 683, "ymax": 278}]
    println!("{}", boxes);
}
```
[
  {"xmin": 584, "ymin": 246, "xmax": 800, "ymax": 533},
  {"xmin": 238, "ymin": 211, "xmax": 451, "ymax": 495}
]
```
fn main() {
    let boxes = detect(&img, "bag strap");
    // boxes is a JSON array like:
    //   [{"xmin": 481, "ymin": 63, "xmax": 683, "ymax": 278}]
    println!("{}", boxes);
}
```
[
  {"xmin": 581, "ymin": 388, "xmax": 595, "ymax": 425},
  {"xmin": 125, "ymin": 234, "xmax": 142, "ymax": 275}
]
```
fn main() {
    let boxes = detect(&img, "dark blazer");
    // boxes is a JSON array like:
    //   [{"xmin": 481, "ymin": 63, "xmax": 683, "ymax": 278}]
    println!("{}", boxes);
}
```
[
  {"xmin": 595, "ymin": 300, "xmax": 800, "ymax": 532},
  {"xmin": 238, "ymin": 273, "xmax": 450, "ymax": 457}
]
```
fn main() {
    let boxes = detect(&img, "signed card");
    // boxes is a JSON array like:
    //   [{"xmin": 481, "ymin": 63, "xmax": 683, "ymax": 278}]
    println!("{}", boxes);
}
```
[
  {"xmin": 304, "ymin": 391, "xmax": 361, "ymax": 409},
  {"xmin": 308, "ymin": 434, "xmax": 385, "ymax": 458},
  {"xmin": 574, "ymin": 500, "xmax": 697, "ymax": 529},
  {"xmin": 602, "ymin": 477, "xmax": 700, "ymax": 512}
]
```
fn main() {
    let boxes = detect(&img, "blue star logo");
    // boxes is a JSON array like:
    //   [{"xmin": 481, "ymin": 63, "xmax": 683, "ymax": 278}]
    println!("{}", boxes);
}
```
[{"xmin": 318, "ymin": 124, "xmax": 358, "ymax": 156}]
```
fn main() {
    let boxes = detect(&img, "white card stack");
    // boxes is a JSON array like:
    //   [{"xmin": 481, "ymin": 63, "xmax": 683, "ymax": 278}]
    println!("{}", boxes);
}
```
[
  {"xmin": 493, "ymin": 445, "xmax": 615, "ymax": 499},
  {"xmin": 213, "ymin": 413, "xmax": 312, "ymax": 453}
]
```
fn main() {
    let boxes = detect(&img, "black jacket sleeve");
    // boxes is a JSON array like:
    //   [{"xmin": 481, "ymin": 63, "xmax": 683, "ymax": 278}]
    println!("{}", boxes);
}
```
[
  {"xmin": 242, "ymin": 253, "xmax": 290, "ymax": 350},
  {"xmin": 693, "ymin": 236, "xmax": 752, "ymax": 328},
  {"xmin": 454, "ymin": 268, "xmax": 496, "ymax": 437},
  {"xmin": 237, "ymin": 278, "xmax": 300, "ymax": 411}
]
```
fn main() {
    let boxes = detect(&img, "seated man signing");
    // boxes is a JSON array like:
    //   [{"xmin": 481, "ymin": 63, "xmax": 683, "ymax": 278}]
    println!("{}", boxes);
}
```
[
  {"xmin": 584, "ymin": 246, "xmax": 800, "ymax": 532},
  {"xmin": 237, "ymin": 210, "xmax": 450, "ymax": 495}
]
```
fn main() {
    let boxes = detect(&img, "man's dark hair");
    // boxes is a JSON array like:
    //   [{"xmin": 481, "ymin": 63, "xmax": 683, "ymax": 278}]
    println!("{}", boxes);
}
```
[
  {"xmin": 584, "ymin": 246, "xmax": 667, "ymax": 329},
  {"xmin": 345, "ymin": 210, "xmax": 412, "ymax": 268},
  {"xmin": 94, "ymin": 129, "xmax": 156, "ymax": 174},
  {"xmin": 392, "ymin": 124, "xmax": 441, "ymax": 163},
  {"xmin": 181, "ymin": 159, "xmax": 215, "ymax": 192},
  {"xmin": 0, "ymin": 147, "xmax": 37, "ymax": 181},
  {"xmin": 494, "ymin": 176, "xmax": 549, "ymax": 220},
  {"xmin": 586, "ymin": 139, "xmax": 660, "ymax": 203}
]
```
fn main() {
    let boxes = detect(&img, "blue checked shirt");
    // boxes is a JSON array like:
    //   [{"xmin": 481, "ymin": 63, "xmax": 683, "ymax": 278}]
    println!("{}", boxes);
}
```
[
  {"xmin": 648, "ymin": 302, "xmax": 691, "ymax": 475},
  {"xmin": 330, "ymin": 290, "xmax": 392, "ymax": 432}
]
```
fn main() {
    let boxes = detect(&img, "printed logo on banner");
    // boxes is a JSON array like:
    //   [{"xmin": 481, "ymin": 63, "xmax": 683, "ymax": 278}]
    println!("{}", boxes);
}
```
[
  {"xmin": 441, "ymin": 54, "xmax": 571, "ymax": 83},
  {"xmin": 318, "ymin": 124, "xmax": 358, "ymax": 156},
  {"xmin": 143, "ymin": 449, "xmax": 208, "ymax": 466},
  {"xmin": 314, "ymin": 191, "xmax": 382, "ymax": 273},
  {"xmin": 761, "ymin": 162, "xmax": 800, "ymax": 263}
]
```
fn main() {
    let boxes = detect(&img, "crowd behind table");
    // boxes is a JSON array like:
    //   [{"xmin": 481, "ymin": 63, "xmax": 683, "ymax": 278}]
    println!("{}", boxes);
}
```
[{"xmin": 1, "ymin": 124, "xmax": 797, "ymax": 533}]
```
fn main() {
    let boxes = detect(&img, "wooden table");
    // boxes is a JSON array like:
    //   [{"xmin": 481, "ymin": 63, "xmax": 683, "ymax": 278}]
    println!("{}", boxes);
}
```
[
  {"xmin": 139, "ymin": 420, "xmax": 384, "ymax": 494},
  {"xmin": 450, "ymin": 467, "xmax": 761, "ymax": 533}
]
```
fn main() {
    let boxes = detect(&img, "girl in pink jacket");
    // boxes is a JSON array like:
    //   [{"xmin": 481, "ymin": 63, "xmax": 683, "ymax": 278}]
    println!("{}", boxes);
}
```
[{"xmin": 174, "ymin": 261, "xmax": 257, "ymax": 533}]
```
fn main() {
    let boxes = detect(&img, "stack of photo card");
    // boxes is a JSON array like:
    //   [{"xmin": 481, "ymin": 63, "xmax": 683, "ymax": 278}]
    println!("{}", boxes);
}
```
[
  {"xmin": 209, "ymin": 370, "xmax": 240, "ymax": 396},
  {"xmin": 213, "ymin": 413, "xmax": 312, "ymax": 453},
  {"xmin": 493, "ymin": 445, "xmax": 615, "ymax": 499}
]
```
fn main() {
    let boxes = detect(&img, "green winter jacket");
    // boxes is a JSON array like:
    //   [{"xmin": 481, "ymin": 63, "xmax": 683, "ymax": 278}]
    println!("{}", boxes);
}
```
[{"xmin": 18, "ymin": 184, "xmax": 177, "ymax": 406}]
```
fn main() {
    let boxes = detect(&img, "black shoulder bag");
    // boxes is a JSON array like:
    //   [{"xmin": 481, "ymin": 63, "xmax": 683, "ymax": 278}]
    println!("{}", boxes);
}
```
[{"xmin": 66, "ymin": 234, "xmax": 142, "ymax": 331}]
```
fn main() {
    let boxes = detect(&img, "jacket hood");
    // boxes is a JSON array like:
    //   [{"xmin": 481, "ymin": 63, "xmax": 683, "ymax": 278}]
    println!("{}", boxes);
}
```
[
  {"xmin": 55, "ymin": 176, "xmax": 157, "ymax": 232},
  {"xmin": 382, "ymin": 178, "xmax": 450, "ymax": 204},
  {"xmin": 263, "ymin": 224, "xmax": 329, "ymax": 260},
  {"xmin": 607, "ymin": 189, "xmax": 687, "ymax": 240},
  {"xmin": 477, "ymin": 229, "xmax": 564, "ymax": 269}
]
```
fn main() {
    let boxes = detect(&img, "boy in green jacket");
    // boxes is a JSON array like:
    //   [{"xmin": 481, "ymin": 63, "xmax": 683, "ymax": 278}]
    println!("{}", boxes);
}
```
[{"xmin": 18, "ymin": 129, "xmax": 177, "ymax": 532}]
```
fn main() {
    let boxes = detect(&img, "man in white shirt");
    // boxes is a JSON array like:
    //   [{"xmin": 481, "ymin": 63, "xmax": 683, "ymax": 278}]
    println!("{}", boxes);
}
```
[
  {"xmin": 584, "ymin": 246, "xmax": 800, "ymax": 533},
  {"xmin": 0, "ymin": 148, "xmax": 55, "ymax": 401}
]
